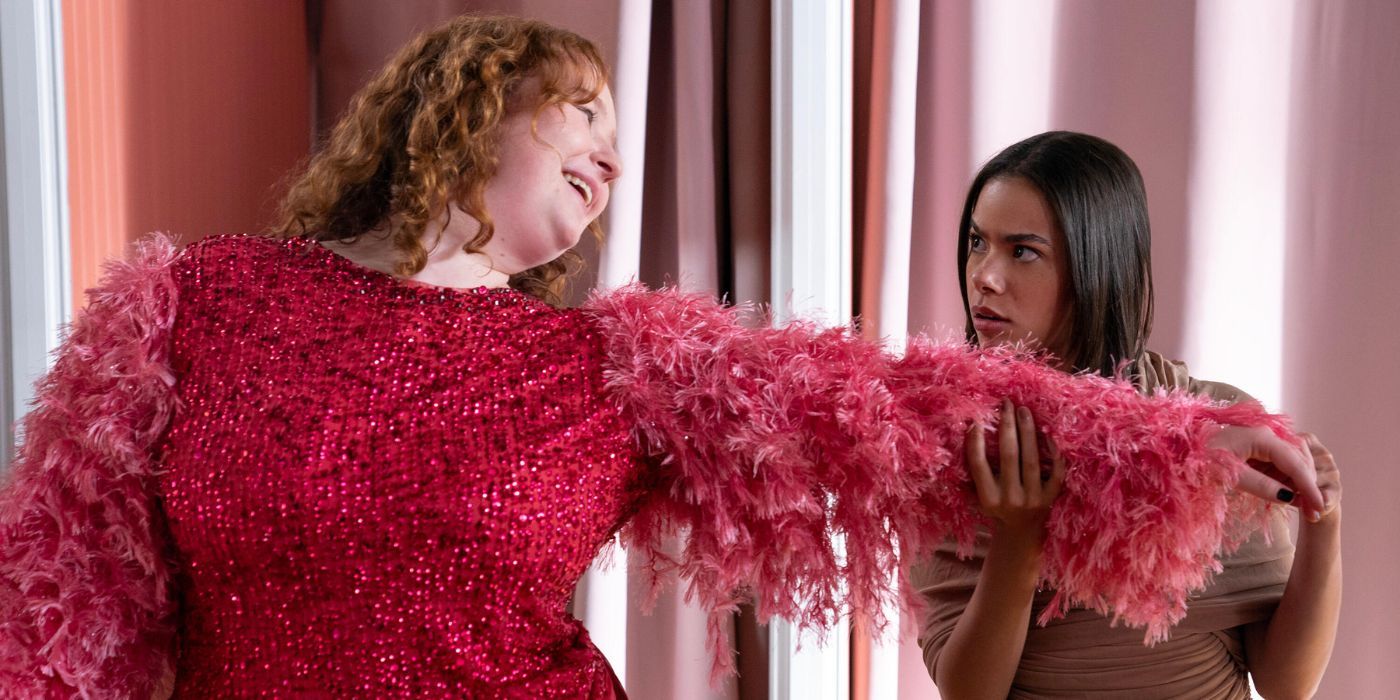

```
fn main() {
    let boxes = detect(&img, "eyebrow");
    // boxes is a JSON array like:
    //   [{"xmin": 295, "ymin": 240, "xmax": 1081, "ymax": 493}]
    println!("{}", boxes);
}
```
[{"xmin": 969, "ymin": 221, "xmax": 1052, "ymax": 246}]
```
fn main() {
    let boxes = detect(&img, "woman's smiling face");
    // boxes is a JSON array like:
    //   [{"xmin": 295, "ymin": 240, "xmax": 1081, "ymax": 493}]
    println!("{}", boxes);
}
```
[
  {"xmin": 473, "ymin": 80, "xmax": 622, "ymax": 273},
  {"xmin": 964, "ymin": 176, "xmax": 1073, "ymax": 363}
]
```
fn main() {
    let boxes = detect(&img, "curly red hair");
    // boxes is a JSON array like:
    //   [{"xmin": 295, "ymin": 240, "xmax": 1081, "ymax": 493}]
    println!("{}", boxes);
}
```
[{"xmin": 272, "ymin": 15, "xmax": 608, "ymax": 305}]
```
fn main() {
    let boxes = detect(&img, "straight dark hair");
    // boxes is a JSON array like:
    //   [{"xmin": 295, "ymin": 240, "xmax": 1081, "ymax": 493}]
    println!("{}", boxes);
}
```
[{"xmin": 956, "ymin": 131, "xmax": 1155, "ymax": 379}]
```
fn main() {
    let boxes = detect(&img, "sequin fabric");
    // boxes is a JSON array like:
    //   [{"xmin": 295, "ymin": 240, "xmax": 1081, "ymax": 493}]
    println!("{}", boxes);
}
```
[{"xmin": 159, "ymin": 235, "xmax": 639, "ymax": 698}]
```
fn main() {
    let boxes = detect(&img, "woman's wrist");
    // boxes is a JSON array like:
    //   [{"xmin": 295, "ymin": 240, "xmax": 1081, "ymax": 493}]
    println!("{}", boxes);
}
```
[
  {"xmin": 985, "ymin": 524, "xmax": 1046, "ymax": 586},
  {"xmin": 1299, "ymin": 503, "xmax": 1342, "ymax": 539}
]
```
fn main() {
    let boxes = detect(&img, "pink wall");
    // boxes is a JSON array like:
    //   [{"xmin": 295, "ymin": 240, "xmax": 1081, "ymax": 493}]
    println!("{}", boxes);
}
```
[
  {"xmin": 63, "ymin": 0, "xmax": 310, "ymax": 308},
  {"xmin": 63, "ymin": 0, "xmax": 132, "ymax": 310}
]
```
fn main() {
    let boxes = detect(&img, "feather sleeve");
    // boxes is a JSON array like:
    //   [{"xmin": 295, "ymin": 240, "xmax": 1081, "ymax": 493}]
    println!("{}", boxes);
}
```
[
  {"xmin": 584, "ymin": 285, "xmax": 1292, "ymax": 675},
  {"xmin": 0, "ymin": 237, "xmax": 182, "ymax": 698}
]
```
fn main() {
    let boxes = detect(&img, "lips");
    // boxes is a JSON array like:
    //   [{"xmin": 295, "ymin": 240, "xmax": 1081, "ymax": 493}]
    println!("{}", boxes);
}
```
[
  {"xmin": 563, "ymin": 171, "xmax": 595, "ymax": 207},
  {"xmin": 971, "ymin": 305, "xmax": 1008, "ymax": 322},
  {"xmin": 970, "ymin": 305, "xmax": 1011, "ymax": 334}
]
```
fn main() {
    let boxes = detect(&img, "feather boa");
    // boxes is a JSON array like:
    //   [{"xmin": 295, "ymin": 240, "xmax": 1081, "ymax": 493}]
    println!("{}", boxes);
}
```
[
  {"xmin": 586, "ymin": 285, "xmax": 1292, "ymax": 677},
  {"xmin": 0, "ymin": 237, "xmax": 181, "ymax": 698},
  {"xmin": 0, "ymin": 238, "xmax": 1297, "ymax": 691}
]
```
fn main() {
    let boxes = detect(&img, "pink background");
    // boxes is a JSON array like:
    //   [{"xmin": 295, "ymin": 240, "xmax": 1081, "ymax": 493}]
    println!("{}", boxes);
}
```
[{"xmin": 58, "ymin": 1, "xmax": 1400, "ymax": 697}]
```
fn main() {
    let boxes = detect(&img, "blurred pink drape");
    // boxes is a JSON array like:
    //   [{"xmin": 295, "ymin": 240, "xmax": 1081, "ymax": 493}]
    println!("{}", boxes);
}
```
[
  {"xmin": 854, "ymin": 1, "xmax": 1400, "ymax": 699},
  {"xmin": 62, "ymin": 0, "xmax": 310, "ymax": 310},
  {"xmin": 1283, "ymin": 1, "xmax": 1400, "ymax": 696}
]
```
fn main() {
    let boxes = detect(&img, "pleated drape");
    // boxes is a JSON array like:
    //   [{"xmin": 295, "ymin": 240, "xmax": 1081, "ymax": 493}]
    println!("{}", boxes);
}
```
[
  {"xmin": 1281, "ymin": 2, "xmax": 1400, "ymax": 696},
  {"xmin": 850, "ymin": 2, "xmax": 1400, "ymax": 698}
]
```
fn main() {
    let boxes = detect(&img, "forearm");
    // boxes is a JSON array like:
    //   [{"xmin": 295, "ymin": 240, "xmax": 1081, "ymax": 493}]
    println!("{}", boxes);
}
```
[
  {"xmin": 935, "ymin": 530, "xmax": 1039, "ymax": 699},
  {"xmin": 1247, "ymin": 509, "xmax": 1343, "ymax": 699}
]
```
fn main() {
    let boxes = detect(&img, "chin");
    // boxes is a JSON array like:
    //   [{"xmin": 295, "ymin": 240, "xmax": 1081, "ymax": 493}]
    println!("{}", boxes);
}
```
[
  {"xmin": 556, "ymin": 227, "xmax": 587, "ymax": 253},
  {"xmin": 565, "ymin": 224, "xmax": 593, "ymax": 249},
  {"xmin": 979, "ymin": 333, "xmax": 1022, "ymax": 351}
]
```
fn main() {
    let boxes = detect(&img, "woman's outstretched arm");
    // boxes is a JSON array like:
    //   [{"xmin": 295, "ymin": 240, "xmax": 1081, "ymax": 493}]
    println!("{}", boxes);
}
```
[{"xmin": 584, "ymin": 285, "xmax": 1315, "ymax": 677}]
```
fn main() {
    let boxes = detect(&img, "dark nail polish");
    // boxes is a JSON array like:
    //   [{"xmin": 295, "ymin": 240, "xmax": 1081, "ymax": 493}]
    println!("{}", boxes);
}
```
[{"xmin": 1276, "ymin": 488, "xmax": 1295, "ymax": 503}]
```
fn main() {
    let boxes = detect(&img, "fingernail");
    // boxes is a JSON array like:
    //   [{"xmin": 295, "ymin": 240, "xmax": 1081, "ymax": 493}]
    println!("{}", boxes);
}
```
[
  {"xmin": 1018, "ymin": 407, "xmax": 1030, "ymax": 420},
  {"xmin": 1276, "ymin": 488, "xmax": 1295, "ymax": 503}
]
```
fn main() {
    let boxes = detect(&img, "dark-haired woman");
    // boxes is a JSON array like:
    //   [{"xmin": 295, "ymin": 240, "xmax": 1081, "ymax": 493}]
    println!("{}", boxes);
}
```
[
  {"xmin": 0, "ymin": 17, "xmax": 1321, "ymax": 698},
  {"xmin": 914, "ymin": 131, "xmax": 1342, "ymax": 699}
]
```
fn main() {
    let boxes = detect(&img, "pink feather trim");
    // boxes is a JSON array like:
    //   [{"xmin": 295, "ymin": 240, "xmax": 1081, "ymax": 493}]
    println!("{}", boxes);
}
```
[
  {"xmin": 1, "ymin": 236, "xmax": 181, "ymax": 698},
  {"xmin": 585, "ymin": 284, "xmax": 1292, "ymax": 677}
]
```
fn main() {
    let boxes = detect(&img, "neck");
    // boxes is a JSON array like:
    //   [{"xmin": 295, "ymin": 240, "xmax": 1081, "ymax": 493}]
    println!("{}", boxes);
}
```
[{"xmin": 323, "ymin": 218, "xmax": 511, "ymax": 290}]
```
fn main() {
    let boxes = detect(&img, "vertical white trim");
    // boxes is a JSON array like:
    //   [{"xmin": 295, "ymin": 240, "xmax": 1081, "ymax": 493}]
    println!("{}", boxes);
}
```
[
  {"xmin": 770, "ymin": 0, "xmax": 852, "ymax": 698},
  {"xmin": 771, "ymin": 0, "xmax": 852, "ymax": 326},
  {"xmin": 871, "ymin": 0, "xmax": 921, "ymax": 352},
  {"xmin": 597, "ymin": 0, "xmax": 652, "ymax": 291},
  {"xmin": 1, "ymin": 0, "xmax": 70, "ymax": 469},
  {"xmin": 578, "ymin": 0, "xmax": 655, "ymax": 686},
  {"xmin": 576, "ymin": 546, "xmax": 629, "ymax": 683},
  {"xmin": 770, "ymin": 0, "xmax": 792, "ymax": 324}
]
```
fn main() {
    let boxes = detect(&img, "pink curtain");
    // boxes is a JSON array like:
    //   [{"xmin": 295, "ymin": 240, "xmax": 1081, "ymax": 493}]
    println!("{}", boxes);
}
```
[
  {"xmin": 854, "ymin": 1, "xmax": 1400, "ymax": 698},
  {"xmin": 627, "ymin": 1, "xmax": 770, "ymax": 694},
  {"xmin": 1283, "ymin": 1, "xmax": 1400, "ymax": 696}
]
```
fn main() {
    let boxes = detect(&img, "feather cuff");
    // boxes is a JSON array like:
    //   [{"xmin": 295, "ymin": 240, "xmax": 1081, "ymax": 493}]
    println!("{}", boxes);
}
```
[{"xmin": 1, "ymin": 236, "xmax": 182, "ymax": 698}]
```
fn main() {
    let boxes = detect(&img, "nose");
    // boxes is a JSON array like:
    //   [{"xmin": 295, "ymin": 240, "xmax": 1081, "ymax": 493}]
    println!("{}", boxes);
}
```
[
  {"xmin": 593, "ymin": 142, "xmax": 622, "ymax": 183},
  {"xmin": 968, "ymin": 255, "xmax": 1004, "ymax": 295}
]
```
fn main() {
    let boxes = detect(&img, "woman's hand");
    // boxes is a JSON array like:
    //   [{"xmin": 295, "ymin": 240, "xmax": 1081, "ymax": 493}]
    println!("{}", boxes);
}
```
[
  {"xmin": 1241, "ymin": 431, "xmax": 1342, "ymax": 699},
  {"xmin": 966, "ymin": 399, "xmax": 1067, "ymax": 545},
  {"xmin": 1301, "ymin": 432, "xmax": 1342, "ymax": 524},
  {"xmin": 1209, "ymin": 425, "xmax": 1327, "ymax": 519},
  {"xmin": 935, "ymin": 399, "xmax": 1068, "ymax": 699}
]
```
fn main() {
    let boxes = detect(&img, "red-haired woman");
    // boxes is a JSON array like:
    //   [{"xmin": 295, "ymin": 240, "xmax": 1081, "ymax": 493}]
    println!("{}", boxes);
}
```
[{"xmin": 1, "ymin": 18, "xmax": 1320, "ymax": 699}]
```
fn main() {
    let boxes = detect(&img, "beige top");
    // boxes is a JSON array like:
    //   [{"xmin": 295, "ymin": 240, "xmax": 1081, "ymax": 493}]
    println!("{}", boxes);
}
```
[{"xmin": 911, "ymin": 352, "xmax": 1295, "ymax": 699}]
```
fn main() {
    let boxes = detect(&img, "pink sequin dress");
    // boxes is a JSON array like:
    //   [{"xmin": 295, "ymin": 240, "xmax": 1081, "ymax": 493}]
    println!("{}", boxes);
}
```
[
  {"xmin": 1, "ymin": 235, "xmax": 1293, "ymax": 698},
  {"xmin": 160, "ymin": 236, "xmax": 640, "ymax": 696}
]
